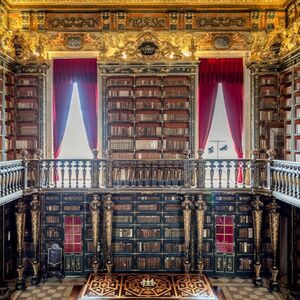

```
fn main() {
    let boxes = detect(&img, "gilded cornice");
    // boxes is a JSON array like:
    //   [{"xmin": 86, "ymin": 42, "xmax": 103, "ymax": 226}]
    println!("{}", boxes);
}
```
[
  {"xmin": 3, "ymin": 0, "xmax": 286, "ymax": 9},
  {"xmin": 250, "ymin": 16, "xmax": 300, "ymax": 62},
  {"xmin": 1, "ymin": 24, "xmax": 298, "ymax": 65}
]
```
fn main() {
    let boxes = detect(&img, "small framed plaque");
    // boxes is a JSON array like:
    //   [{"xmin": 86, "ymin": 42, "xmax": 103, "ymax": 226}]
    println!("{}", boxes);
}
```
[{"xmin": 48, "ymin": 243, "xmax": 62, "ymax": 267}]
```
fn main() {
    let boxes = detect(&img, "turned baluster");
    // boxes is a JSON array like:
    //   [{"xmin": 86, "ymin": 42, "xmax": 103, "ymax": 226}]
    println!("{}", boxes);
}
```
[
  {"xmin": 45, "ymin": 161, "xmax": 50, "ymax": 188},
  {"xmin": 296, "ymin": 167, "xmax": 300, "ymax": 198},
  {"xmin": 218, "ymin": 161, "xmax": 223, "ymax": 188},
  {"xmin": 67, "ymin": 161, "xmax": 72, "ymax": 188},
  {"xmin": 210, "ymin": 161, "xmax": 215, "ymax": 188},
  {"xmin": 291, "ymin": 166, "xmax": 296, "ymax": 197},
  {"xmin": 75, "ymin": 161, "xmax": 79, "ymax": 188},
  {"xmin": 7, "ymin": 168, "xmax": 12, "ymax": 194},
  {"xmin": 53, "ymin": 160, "xmax": 58, "ymax": 188},
  {"xmin": 242, "ymin": 161, "xmax": 247, "ymax": 188},
  {"xmin": 279, "ymin": 165, "xmax": 284, "ymax": 193},
  {"xmin": 2, "ymin": 168, "xmax": 7, "ymax": 196},
  {"xmin": 226, "ymin": 161, "xmax": 231, "ymax": 188},
  {"xmin": 234, "ymin": 161, "xmax": 238, "ymax": 189},
  {"xmin": 61, "ymin": 160, "xmax": 65, "ymax": 188},
  {"xmin": 82, "ymin": 160, "xmax": 87, "ymax": 188}
]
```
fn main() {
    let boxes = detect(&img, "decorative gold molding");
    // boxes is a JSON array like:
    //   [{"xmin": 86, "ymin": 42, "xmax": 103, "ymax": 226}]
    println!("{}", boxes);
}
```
[
  {"xmin": 15, "ymin": 199, "xmax": 26, "ymax": 289},
  {"xmin": 195, "ymin": 194, "xmax": 206, "ymax": 274},
  {"xmin": 4, "ymin": 0, "xmax": 286, "ymax": 8},
  {"xmin": 267, "ymin": 199, "xmax": 280, "ymax": 291},
  {"xmin": 250, "ymin": 17, "xmax": 300, "ymax": 62},
  {"xmin": 0, "ymin": 20, "xmax": 298, "ymax": 65},
  {"xmin": 251, "ymin": 195, "xmax": 264, "ymax": 286},
  {"xmin": 182, "ymin": 195, "xmax": 192, "ymax": 273},
  {"xmin": 90, "ymin": 194, "xmax": 101, "ymax": 274},
  {"xmin": 103, "ymin": 194, "xmax": 114, "ymax": 273}
]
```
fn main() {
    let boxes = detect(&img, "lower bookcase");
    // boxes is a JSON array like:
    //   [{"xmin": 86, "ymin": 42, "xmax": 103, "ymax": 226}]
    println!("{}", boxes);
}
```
[
  {"xmin": 42, "ymin": 193, "xmax": 95, "ymax": 276},
  {"xmin": 40, "ymin": 191, "xmax": 270, "ymax": 277},
  {"xmin": 201, "ymin": 193, "xmax": 255, "ymax": 276},
  {"xmin": 112, "ymin": 194, "xmax": 184, "ymax": 272}
]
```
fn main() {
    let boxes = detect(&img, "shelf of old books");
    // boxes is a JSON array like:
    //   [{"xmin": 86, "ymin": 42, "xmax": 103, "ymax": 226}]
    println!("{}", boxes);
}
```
[
  {"xmin": 112, "ymin": 194, "xmax": 184, "ymax": 272},
  {"xmin": 15, "ymin": 74, "xmax": 40, "ymax": 158},
  {"xmin": 4, "ymin": 70, "xmax": 16, "ymax": 160},
  {"xmin": 102, "ymin": 65, "xmax": 194, "ymax": 160},
  {"xmin": 257, "ymin": 72, "xmax": 279, "ymax": 159}
]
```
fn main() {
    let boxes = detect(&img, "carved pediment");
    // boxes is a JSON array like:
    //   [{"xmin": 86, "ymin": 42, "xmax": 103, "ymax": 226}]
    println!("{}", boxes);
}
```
[{"xmin": 111, "ymin": 29, "xmax": 188, "ymax": 63}]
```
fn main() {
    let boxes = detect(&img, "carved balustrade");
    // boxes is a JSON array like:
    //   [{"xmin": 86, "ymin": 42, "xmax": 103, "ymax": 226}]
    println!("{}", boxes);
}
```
[
  {"xmin": 1, "ymin": 156, "xmax": 300, "ymax": 206},
  {"xmin": 0, "ymin": 157, "xmax": 273, "ymax": 194},
  {"xmin": 270, "ymin": 160, "xmax": 300, "ymax": 207},
  {"xmin": 0, "ymin": 160, "xmax": 26, "ymax": 202}
]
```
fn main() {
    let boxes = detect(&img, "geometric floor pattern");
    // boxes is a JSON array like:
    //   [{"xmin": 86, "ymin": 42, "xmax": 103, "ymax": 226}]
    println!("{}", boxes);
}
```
[
  {"xmin": 79, "ymin": 273, "xmax": 217, "ymax": 299},
  {"xmin": 12, "ymin": 276, "xmax": 286, "ymax": 300}
]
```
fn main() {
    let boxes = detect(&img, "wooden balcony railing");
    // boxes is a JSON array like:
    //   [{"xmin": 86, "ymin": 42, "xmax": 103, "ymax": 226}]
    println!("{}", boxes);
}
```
[
  {"xmin": 3, "ymin": 154, "xmax": 300, "ymax": 207},
  {"xmin": 24, "ymin": 157, "xmax": 270, "ymax": 191},
  {"xmin": 271, "ymin": 160, "xmax": 300, "ymax": 207},
  {"xmin": 0, "ymin": 160, "xmax": 26, "ymax": 204}
]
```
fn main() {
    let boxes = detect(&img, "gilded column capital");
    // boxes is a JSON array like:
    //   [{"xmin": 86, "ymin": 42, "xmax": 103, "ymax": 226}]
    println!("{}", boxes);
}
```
[{"xmin": 251, "ymin": 195, "xmax": 264, "ymax": 211}]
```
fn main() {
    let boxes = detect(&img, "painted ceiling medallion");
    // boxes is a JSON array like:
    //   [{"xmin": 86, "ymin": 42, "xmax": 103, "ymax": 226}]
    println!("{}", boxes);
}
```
[{"xmin": 4, "ymin": 0, "xmax": 285, "ymax": 7}]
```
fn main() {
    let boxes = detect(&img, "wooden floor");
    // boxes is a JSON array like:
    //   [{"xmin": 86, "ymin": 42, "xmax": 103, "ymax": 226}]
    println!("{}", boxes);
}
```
[{"xmin": 78, "ymin": 273, "xmax": 220, "ymax": 299}]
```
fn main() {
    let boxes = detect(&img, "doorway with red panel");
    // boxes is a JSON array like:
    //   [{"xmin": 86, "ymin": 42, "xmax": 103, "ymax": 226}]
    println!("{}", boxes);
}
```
[
  {"xmin": 215, "ymin": 215, "xmax": 235, "ymax": 275},
  {"xmin": 64, "ymin": 215, "xmax": 84, "ymax": 275}
]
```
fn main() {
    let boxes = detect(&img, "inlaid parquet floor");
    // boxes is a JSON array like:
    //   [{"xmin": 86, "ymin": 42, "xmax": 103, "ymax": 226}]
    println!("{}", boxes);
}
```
[{"xmin": 11, "ymin": 276, "xmax": 285, "ymax": 300}]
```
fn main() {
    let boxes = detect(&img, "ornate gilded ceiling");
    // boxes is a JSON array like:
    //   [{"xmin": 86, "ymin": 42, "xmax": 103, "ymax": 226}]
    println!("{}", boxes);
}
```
[{"xmin": 3, "ymin": 0, "xmax": 286, "ymax": 8}]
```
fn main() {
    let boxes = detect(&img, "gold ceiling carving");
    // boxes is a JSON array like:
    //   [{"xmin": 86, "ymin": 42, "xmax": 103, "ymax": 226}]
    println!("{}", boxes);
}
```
[
  {"xmin": 0, "ymin": 18, "xmax": 299, "ymax": 64},
  {"xmin": 4, "ymin": 0, "xmax": 285, "ymax": 8},
  {"xmin": 250, "ymin": 17, "xmax": 300, "ymax": 62}
]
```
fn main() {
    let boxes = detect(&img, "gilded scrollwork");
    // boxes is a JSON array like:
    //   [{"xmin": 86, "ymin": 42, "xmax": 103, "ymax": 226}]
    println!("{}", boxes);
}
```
[
  {"xmin": 90, "ymin": 195, "xmax": 101, "ymax": 253},
  {"xmin": 267, "ymin": 199, "xmax": 280, "ymax": 291},
  {"xmin": 15, "ymin": 199, "xmax": 26, "ymax": 289},
  {"xmin": 4, "ymin": 0, "xmax": 286, "ymax": 6},
  {"xmin": 110, "ymin": 29, "xmax": 185, "ymax": 62},
  {"xmin": 103, "ymin": 194, "xmax": 114, "ymax": 273},
  {"xmin": 30, "ymin": 195, "xmax": 40, "ymax": 256},
  {"xmin": 195, "ymin": 195, "xmax": 206, "ymax": 273},
  {"xmin": 251, "ymin": 195, "xmax": 264, "ymax": 286},
  {"xmin": 182, "ymin": 195, "xmax": 192, "ymax": 273},
  {"xmin": 90, "ymin": 194, "xmax": 101, "ymax": 274},
  {"xmin": 250, "ymin": 17, "xmax": 300, "ymax": 62}
]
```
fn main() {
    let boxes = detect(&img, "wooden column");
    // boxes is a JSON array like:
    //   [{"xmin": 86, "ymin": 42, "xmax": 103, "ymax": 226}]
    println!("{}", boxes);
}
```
[
  {"xmin": 251, "ymin": 195, "xmax": 264, "ymax": 287},
  {"xmin": 182, "ymin": 194, "xmax": 192, "ymax": 273},
  {"xmin": 196, "ymin": 194, "xmax": 206, "ymax": 273},
  {"xmin": 103, "ymin": 194, "xmax": 114, "ymax": 273},
  {"xmin": 267, "ymin": 199, "xmax": 280, "ymax": 292},
  {"xmin": 30, "ymin": 194, "xmax": 41, "ymax": 285},
  {"xmin": 89, "ymin": 194, "xmax": 101, "ymax": 274},
  {"xmin": 15, "ymin": 199, "xmax": 26, "ymax": 290}
]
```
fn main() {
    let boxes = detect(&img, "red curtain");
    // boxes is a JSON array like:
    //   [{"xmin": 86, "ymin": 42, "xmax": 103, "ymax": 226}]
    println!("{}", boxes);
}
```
[
  {"xmin": 53, "ymin": 58, "xmax": 98, "ymax": 158},
  {"xmin": 198, "ymin": 79, "xmax": 218, "ymax": 150},
  {"xmin": 198, "ymin": 58, "xmax": 244, "ymax": 181}
]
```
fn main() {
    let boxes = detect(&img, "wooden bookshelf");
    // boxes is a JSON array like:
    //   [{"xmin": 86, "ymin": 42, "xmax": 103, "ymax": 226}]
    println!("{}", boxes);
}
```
[
  {"xmin": 279, "ymin": 68, "xmax": 293, "ymax": 160},
  {"xmin": 100, "ymin": 64, "xmax": 196, "ymax": 159},
  {"xmin": 3, "ymin": 68, "xmax": 16, "ymax": 160},
  {"xmin": 250, "ymin": 64, "xmax": 282, "ymax": 159},
  {"xmin": 42, "ymin": 193, "xmax": 94, "ymax": 276},
  {"xmin": 112, "ymin": 194, "xmax": 184, "ymax": 272},
  {"xmin": 201, "ymin": 194, "xmax": 254, "ymax": 276},
  {"xmin": 251, "ymin": 54, "xmax": 300, "ymax": 161},
  {"xmin": 15, "ymin": 74, "xmax": 40, "ymax": 159}
]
